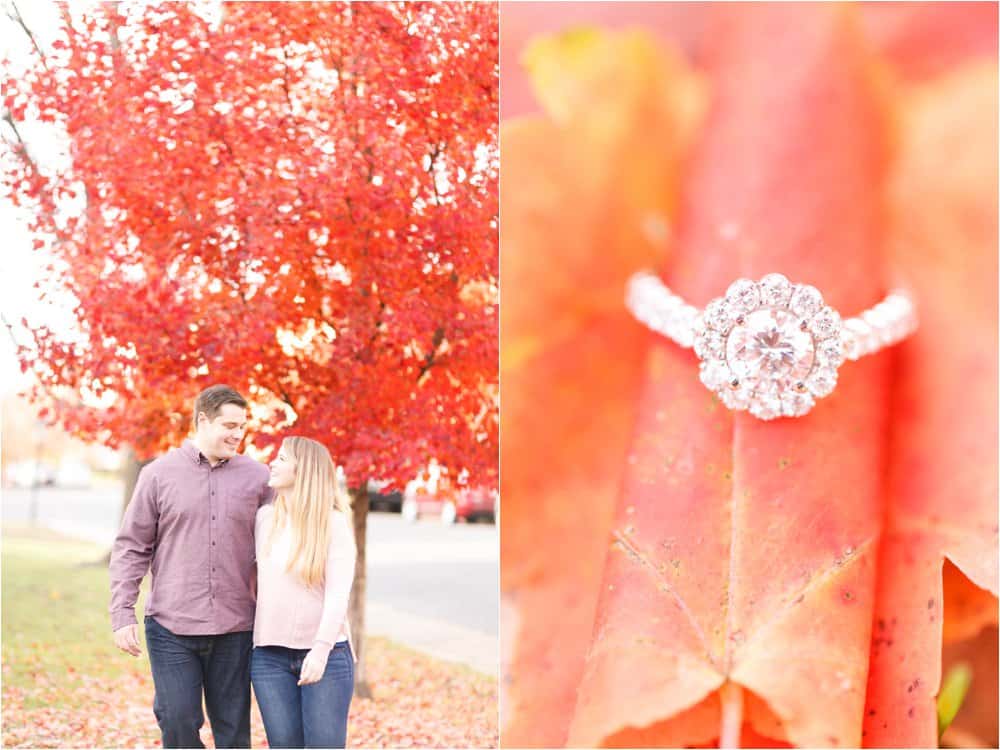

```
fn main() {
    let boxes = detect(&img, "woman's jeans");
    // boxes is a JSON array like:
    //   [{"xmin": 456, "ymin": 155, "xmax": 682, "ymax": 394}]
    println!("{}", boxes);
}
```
[
  {"xmin": 144, "ymin": 616, "xmax": 253, "ymax": 749},
  {"xmin": 250, "ymin": 641, "xmax": 354, "ymax": 749}
]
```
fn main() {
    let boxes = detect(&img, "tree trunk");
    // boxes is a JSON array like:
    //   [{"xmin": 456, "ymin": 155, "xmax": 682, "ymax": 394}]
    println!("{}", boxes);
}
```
[
  {"xmin": 348, "ymin": 484, "xmax": 372, "ymax": 698},
  {"xmin": 119, "ymin": 447, "xmax": 147, "ymax": 519},
  {"xmin": 93, "ymin": 447, "xmax": 147, "ymax": 566}
]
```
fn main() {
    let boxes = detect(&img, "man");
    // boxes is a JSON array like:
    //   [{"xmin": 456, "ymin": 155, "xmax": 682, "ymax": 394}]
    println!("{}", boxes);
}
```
[{"xmin": 110, "ymin": 385, "xmax": 273, "ymax": 749}]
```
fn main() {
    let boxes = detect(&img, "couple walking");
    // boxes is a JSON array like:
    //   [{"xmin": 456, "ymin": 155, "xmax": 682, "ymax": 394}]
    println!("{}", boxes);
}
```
[{"xmin": 109, "ymin": 384, "xmax": 357, "ymax": 748}]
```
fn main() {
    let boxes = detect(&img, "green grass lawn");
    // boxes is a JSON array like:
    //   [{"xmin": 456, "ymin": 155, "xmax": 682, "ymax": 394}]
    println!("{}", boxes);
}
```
[{"xmin": 1, "ymin": 525, "xmax": 151, "ymax": 710}]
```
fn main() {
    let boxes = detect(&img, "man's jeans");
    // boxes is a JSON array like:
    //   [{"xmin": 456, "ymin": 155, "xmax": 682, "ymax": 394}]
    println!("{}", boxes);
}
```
[
  {"xmin": 250, "ymin": 642, "xmax": 355, "ymax": 749},
  {"xmin": 144, "ymin": 616, "xmax": 253, "ymax": 749}
]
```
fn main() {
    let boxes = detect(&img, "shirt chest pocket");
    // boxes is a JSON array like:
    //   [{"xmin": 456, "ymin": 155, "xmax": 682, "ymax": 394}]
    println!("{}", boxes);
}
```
[{"xmin": 225, "ymin": 488, "xmax": 258, "ymax": 523}]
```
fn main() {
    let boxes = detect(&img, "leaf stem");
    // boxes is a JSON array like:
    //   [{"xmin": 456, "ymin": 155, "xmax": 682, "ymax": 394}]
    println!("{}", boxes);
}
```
[{"xmin": 720, "ymin": 681, "xmax": 743, "ymax": 749}]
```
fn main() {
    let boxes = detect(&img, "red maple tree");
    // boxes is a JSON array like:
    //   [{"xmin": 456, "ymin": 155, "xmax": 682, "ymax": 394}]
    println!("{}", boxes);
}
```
[{"xmin": 3, "ymin": 1, "xmax": 498, "ymax": 693}]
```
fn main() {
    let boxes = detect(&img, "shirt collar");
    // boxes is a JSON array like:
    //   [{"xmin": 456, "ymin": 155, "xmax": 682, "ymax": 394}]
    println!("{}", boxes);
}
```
[{"xmin": 182, "ymin": 439, "xmax": 229, "ymax": 466}]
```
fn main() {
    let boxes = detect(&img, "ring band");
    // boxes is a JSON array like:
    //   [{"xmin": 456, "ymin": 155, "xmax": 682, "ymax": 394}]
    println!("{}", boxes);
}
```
[{"xmin": 626, "ymin": 271, "xmax": 917, "ymax": 420}]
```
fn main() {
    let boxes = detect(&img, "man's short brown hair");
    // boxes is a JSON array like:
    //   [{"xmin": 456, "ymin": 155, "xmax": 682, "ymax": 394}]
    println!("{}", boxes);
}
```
[{"xmin": 193, "ymin": 385, "xmax": 248, "ymax": 430}]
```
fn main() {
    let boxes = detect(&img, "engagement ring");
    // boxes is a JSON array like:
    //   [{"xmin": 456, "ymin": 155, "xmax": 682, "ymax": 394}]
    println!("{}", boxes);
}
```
[{"xmin": 626, "ymin": 272, "xmax": 917, "ymax": 420}]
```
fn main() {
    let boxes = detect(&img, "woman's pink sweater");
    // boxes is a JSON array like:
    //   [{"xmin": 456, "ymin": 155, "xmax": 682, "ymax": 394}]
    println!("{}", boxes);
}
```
[{"xmin": 253, "ymin": 504, "xmax": 356, "ymax": 660}]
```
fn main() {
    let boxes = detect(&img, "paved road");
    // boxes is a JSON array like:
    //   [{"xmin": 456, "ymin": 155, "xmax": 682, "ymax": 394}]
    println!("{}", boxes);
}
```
[{"xmin": 2, "ymin": 485, "xmax": 498, "ymax": 675}]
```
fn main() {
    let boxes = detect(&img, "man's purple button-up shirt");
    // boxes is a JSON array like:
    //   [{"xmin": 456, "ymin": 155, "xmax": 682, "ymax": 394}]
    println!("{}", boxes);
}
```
[{"xmin": 109, "ymin": 439, "xmax": 273, "ymax": 635}]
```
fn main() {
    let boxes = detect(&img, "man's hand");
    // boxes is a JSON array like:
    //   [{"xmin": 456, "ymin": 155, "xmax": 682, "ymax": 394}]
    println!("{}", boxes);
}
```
[
  {"xmin": 298, "ymin": 646, "xmax": 331, "ymax": 686},
  {"xmin": 113, "ymin": 624, "xmax": 142, "ymax": 657}
]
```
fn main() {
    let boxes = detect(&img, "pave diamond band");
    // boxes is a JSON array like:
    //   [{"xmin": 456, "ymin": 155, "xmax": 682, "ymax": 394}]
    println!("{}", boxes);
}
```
[{"xmin": 626, "ymin": 271, "xmax": 917, "ymax": 420}]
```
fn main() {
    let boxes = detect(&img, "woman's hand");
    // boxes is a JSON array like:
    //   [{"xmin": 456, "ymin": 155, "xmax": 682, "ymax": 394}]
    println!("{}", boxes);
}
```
[{"xmin": 298, "ymin": 643, "xmax": 332, "ymax": 686}]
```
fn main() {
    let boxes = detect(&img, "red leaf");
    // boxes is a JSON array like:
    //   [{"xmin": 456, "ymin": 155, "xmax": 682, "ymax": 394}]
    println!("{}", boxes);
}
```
[
  {"xmin": 570, "ymin": 6, "xmax": 891, "ymax": 747},
  {"xmin": 500, "ymin": 26, "xmax": 704, "ymax": 748},
  {"xmin": 862, "ymin": 60, "xmax": 998, "ymax": 748}
]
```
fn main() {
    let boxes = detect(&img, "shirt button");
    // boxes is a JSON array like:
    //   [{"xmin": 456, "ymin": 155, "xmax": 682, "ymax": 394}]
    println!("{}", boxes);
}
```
[
  {"xmin": 212, "ymin": 515, "xmax": 216, "ymax": 520},
  {"xmin": 212, "ymin": 541, "xmax": 216, "ymax": 546}
]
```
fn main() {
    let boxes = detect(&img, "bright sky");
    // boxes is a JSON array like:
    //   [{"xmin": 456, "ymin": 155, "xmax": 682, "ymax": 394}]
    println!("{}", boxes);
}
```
[
  {"xmin": 1, "ymin": 0, "xmax": 73, "ymax": 400},
  {"xmin": 0, "ymin": 204, "xmax": 68, "ymax": 398}
]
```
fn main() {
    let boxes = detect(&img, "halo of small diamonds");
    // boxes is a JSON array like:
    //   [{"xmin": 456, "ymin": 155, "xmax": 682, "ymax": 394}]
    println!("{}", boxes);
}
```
[
  {"xmin": 692, "ymin": 274, "xmax": 845, "ymax": 420},
  {"xmin": 626, "ymin": 270, "xmax": 918, "ymax": 421}
]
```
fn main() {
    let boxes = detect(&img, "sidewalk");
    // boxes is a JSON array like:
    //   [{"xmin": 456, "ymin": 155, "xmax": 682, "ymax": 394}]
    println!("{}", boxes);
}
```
[{"xmin": 366, "ymin": 600, "xmax": 498, "ymax": 677}]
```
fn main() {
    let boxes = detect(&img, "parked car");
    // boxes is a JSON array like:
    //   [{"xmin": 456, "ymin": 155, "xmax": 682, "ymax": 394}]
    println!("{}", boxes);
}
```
[
  {"xmin": 7, "ymin": 460, "xmax": 57, "ymax": 489},
  {"xmin": 402, "ymin": 478, "xmax": 497, "ymax": 525},
  {"xmin": 366, "ymin": 478, "xmax": 403, "ymax": 513},
  {"xmin": 455, "ymin": 486, "xmax": 498, "ymax": 524}
]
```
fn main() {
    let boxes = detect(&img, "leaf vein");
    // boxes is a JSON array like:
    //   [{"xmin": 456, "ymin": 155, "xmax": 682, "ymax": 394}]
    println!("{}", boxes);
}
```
[{"xmin": 611, "ymin": 529, "xmax": 722, "ymax": 673}]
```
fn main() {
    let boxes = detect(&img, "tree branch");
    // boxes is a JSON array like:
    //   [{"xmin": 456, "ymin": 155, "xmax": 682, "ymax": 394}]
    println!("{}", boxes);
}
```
[
  {"xmin": 426, "ymin": 142, "xmax": 447, "ymax": 207},
  {"xmin": 418, "ymin": 326, "xmax": 445, "ymax": 379},
  {"xmin": 8, "ymin": 0, "xmax": 50, "ymax": 71},
  {"xmin": 1, "ymin": 109, "xmax": 31, "ymax": 162}
]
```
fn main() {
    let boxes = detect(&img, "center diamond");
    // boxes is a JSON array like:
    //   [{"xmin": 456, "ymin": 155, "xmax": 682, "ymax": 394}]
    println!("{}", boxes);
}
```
[{"xmin": 726, "ymin": 308, "xmax": 815, "ymax": 391}]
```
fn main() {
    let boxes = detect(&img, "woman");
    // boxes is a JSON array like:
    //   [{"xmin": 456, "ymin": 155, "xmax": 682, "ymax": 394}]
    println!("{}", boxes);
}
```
[{"xmin": 251, "ymin": 436, "xmax": 357, "ymax": 749}]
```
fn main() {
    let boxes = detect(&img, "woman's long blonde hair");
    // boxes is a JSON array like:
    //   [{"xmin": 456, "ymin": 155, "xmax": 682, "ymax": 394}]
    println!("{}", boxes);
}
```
[{"xmin": 265, "ymin": 436, "xmax": 353, "ymax": 589}]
